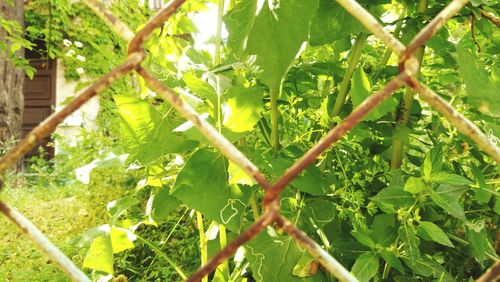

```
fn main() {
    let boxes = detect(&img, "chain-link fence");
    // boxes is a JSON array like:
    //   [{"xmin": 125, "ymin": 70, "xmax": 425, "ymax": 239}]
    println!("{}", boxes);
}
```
[{"xmin": 0, "ymin": 0, "xmax": 499, "ymax": 281}]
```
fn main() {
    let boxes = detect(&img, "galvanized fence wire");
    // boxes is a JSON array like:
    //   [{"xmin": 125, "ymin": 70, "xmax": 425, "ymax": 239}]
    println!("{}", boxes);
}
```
[{"xmin": 0, "ymin": 0, "xmax": 499, "ymax": 281}]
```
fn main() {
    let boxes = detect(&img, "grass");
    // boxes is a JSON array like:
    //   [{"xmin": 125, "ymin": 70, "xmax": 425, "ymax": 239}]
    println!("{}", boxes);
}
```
[{"xmin": 0, "ymin": 171, "xmax": 122, "ymax": 281}]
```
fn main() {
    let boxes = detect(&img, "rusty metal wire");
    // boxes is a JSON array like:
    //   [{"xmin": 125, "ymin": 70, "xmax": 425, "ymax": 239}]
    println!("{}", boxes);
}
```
[{"xmin": 0, "ymin": 0, "xmax": 499, "ymax": 281}]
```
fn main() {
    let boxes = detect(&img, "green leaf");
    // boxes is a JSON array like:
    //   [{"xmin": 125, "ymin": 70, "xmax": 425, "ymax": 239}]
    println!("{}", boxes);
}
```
[
  {"xmin": 228, "ymin": 160, "xmax": 254, "ymax": 185},
  {"xmin": 379, "ymin": 250, "xmax": 404, "ymax": 274},
  {"xmin": 466, "ymin": 226, "xmax": 495, "ymax": 263},
  {"xmin": 83, "ymin": 235, "xmax": 114, "ymax": 274},
  {"xmin": 457, "ymin": 46, "xmax": 500, "ymax": 117},
  {"xmin": 292, "ymin": 165, "xmax": 326, "ymax": 196},
  {"xmin": 370, "ymin": 186, "xmax": 415, "ymax": 214},
  {"xmin": 399, "ymin": 224, "xmax": 420, "ymax": 265},
  {"xmin": 422, "ymin": 145, "xmax": 443, "ymax": 180},
  {"xmin": 351, "ymin": 230, "xmax": 375, "ymax": 249},
  {"xmin": 223, "ymin": 0, "xmax": 258, "ymax": 55},
  {"xmin": 429, "ymin": 173, "xmax": 472, "ymax": 186},
  {"xmin": 350, "ymin": 67, "xmax": 397, "ymax": 121},
  {"xmin": 309, "ymin": 0, "xmax": 365, "ymax": 45},
  {"xmin": 429, "ymin": 190, "xmax": 467, "ymax": 222},
  {"xmin": 417, "ymin": 221, "xmax": 454, "ymax": 247},
  {"xmin": 494, "ymin": 197, "xmax": 500, "ymax": 215},
  {"xmin": 435, "ymin": 184, "xmax": 469, "ymax": 199},
  {"xmin": 351, "ymin": 252, "xmax": 379, "ymax": 282},
  {"xmin": 245, "ymin": 0, "xmax": 320, "ymax": 89},
  {"xmin": 110, "ymin": 227, "xmax": 135, "ymax": 254},
  {"xmin": 10, "ymin": 42, "xmax": 21, "ymax": 52},
  {"xmin": 303, "ymin": 198, "xmax": 335, "ymax": 227},
  {"xmin": 115, "ymin": 95, "xmax": 197, "ymax": 164},
  {"xmin": 470, "ymin": 164, "xmax": 492, "ymax": 203},
  {"xmin": 183, "ymin": 72, "xmax": 218, "ymax": 108},
  {"xmin": 107, "ymin": 196, "xmax": 139, "ymax": 220},
  {"xmin": 292, "ymin": 252, "xmax": 319, "ymax": 278},
  {"xmin": 171, "ymin": 149, "xmax": 250, "ymax": 231},
  {"xmin": 245, "ymin": 227, "xmax": 325, "ymax": 281},
  {"xmin": 404, "ymin": 177, "xmax": 427, "ymax": 194},
  {"xmin": 75, "ymin": 152, "xmax": 128, "ymax": 184},
  {"xmin": 405, "ymin": 256, "xmax": 455, "ymax": 280},
  {"xmin": 151, "ymin": 187, "xmax": 181, "ymax": 221},
  {"xmin": 223, "ymin": 86, "xmax": 264, "ymax": 132}
]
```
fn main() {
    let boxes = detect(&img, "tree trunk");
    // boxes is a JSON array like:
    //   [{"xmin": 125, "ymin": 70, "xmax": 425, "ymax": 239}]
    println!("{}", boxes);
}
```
[{"xmin": 0, "ymin": 0, "xmax": 25, "ymax": 172}]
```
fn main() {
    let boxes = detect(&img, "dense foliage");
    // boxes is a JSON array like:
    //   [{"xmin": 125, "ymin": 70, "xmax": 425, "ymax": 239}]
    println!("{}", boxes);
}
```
[{"xmin": 4, "ymin": 0, "xmax": 500, "ymax": 281}]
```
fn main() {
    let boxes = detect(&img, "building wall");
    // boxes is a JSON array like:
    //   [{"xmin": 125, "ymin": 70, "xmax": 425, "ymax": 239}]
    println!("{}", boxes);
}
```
[{"xmin": 54, "ymin": 60, "xmax": 99, "ymax": 154}]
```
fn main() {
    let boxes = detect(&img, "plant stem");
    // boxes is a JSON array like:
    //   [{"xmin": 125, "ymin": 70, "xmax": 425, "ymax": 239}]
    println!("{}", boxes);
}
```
[
  {"xmin": 134, "ymin": 233, "xmax": 188, "ymax": 280},
  {"xmin": 214, "ymin": 0, "xmax": 225, "ymax": 66},
  {"xmin": 214, "ymin": 0, "xmax": 225, "ymax": 133},
  {"xmin": 196, "ymin": 211, "xmax": 208, "ymax": 282},
  {"xmin": 250, "ymin": 191, "xmax": 260, "ymax": 221},
  {"xmin": 390, "ymin": 0, "xmax": 427, "ymax": 169},
  {"xmin": 270, "ymin": 87, "xmax": 280, "ymax": 151},
  {"xmin": 213, "ymin": 3, "xmax": 230, "ymax": 278},
  {"xmin": 331, "ymin": 32, "xmax": 368, "ymax": 118},
  {"xmin": 373, "ymin": 5, "xmax": 407, "ymax": 82},
  {"xmin": 382, "ymin": 262, "xmax": 390, "ymax": 279},
  {"xmin": 218, "ymin": 224, "xmax": 230, "ymax": 279}
]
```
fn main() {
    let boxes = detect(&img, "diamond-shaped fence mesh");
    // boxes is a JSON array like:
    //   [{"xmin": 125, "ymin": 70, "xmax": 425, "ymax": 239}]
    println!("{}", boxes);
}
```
[{"xmin": 0, "ymin": 0, "xmax": 499, "ymax": 281}]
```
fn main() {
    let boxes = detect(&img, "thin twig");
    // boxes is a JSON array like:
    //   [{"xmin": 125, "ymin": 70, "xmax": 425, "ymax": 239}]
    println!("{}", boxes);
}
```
[
  {"xmin": 480, "ymin": 9, "xmax": 500, "ymax": 27},
  {"xmin": 471, "ymin": 15, "xmax": 481, "ymax": 53},
  {"xmin": 275, "ymin": 215, "xmax": 358, "ymax": 282},
  {"xmin": 0, "ymin": 201, "xmax": 91, "ymax": 282}
]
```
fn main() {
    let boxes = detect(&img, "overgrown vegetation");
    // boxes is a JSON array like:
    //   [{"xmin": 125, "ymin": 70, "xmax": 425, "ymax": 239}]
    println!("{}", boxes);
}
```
[{"xmin": 1, "ymin": 0, "xmax": 499, "ymax": 281}]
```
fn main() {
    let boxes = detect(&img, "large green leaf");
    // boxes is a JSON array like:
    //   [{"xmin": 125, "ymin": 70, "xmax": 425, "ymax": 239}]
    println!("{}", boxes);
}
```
[
  {"xmin": 83, "ymin": 235, "xmax": 114, "ymax": 274},
  {"xmin": 183, "ymin": 72, "xmax": 218, "ymax": 108},
  {"xmin": 115, "ymin": 95, "xmax": 197, "ymax": 164},
  {"xmin": 309, "ymin": 0, "xmax": 365, "ymax": 45},
  {"xmin": 302, "ymin": 198, "xmax": 336, "ymax": 227},
  {"xmin": 417, "ymin": 221, "xmax": 454, "ymax": 247},
  {"xmin": 245, "ymin": 227, "xmax": 326, "ymax": 281},
  {"xmin": 404, "ymin": 177, "xmax": 427, "ymax": 194},
  {"xmin": 110, "ymin": 227, "xmax": 135, "ymax": 254},
  {"xmin": 75, "ymin": 152, "xmax": 128, "ymax": 184},
  {"xmin": 223, "ymin": 86, "xmax": 264, "ymax": 132},
  {"xmin": 422, "ymin": 145, "xmax": 443, "ymax": 180},
  {"xmin": 150, "ymin": 187, "xmax": 181, "ymax": 222},
  {"xmin": 466, "ymin": 226, "xmax": 496, "ymax": 263},
  {"xmin": 429, "ymin": 190, "xmax": 467, "ymax": 222},
  {"xmin": 351, "ymin": 252, "xmax": 379, "ymax": 282},
  {"xmin": 350, "ymin": 67, "xmax": 398, "ymax": 121},
  {"xmin": 370, "ymin": 186, "xmax": 415, "ymax": 214},
  {"xmin": 223, "ymin": 0, "xmax": 258, "ymax": 55},
  {"xmin": 457, "ymin": 46, "xmax": 500, "ymax": 117},
  {"xmin": 171, "ymin": 149, "xmax": 250, "ymax": 231},
  {"xmin": 245, "ymin": 0, "xmax": 320, "ymax": 89},
  {"xmin": 470, "ymin": 164, "xmax": 492, "ymax": 203},
  {"xmin": 429, "ymin": 173, "xmax": 472, "ymax": 186},
  {"xmin": 399, "ymin": 224, "xmax": 420, "ymax": 265},
  {"xmin": 379, "ymin": 250, "xmax": 404, "ymax": 274},
  {"xmin": 82, "ymin": 226, "xmax": 135, "ymax": 274},
  {"xmin": 405, "ymin": 256, "xmax": 456, "ymax": 281}
]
